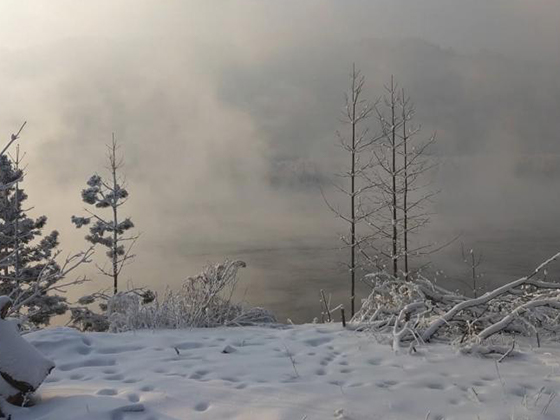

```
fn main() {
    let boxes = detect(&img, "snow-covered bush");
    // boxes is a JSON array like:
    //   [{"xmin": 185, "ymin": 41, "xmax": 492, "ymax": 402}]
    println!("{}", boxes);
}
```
[
  {"xmin": 71, "ymin": 260, "xmax": 276, "ymax": 332},
  {"xmin": 351, "ymin": 252, "xmax": 560, "ymax": 354},
  {"xmin": 69, "ymin": 305, "xmax": 111, "ymax": 332},
  {"xmin": 69, "ymin": 288, "xmax": 153, "ymax": 332}
]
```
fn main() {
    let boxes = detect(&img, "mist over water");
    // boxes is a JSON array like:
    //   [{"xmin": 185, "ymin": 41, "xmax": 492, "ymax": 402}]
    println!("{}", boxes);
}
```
[
  {"xmin": 174, "ymin": 245, "xmax": 347, "ymax": 324},
  {"xmin": 1, "ymin": 1, "xmax": 560, "ymax": 324},
  {"xmin": 161, "ymin": 225, "xmax": 560, "ymax": 324}
]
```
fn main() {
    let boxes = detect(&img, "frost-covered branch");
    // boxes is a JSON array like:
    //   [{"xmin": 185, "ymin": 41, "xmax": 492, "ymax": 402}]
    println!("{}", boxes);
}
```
[
  {"xmin": 421, "ymin": 251, "xmax": 560, "ymax": 342},
  {"xmin": 7, "ymin": 247, "xmax": 93, "ymax": 325},
  {"xmin": 0, "ymin": 121, "xmax": 26, "ymax": 158},
  {"xmin": 478, "ymin": 297, "xmax": 560, "ymax": 340},
  {"xmin": 352, "ymin": 251, "xmax": 560, "ymax": 352}
]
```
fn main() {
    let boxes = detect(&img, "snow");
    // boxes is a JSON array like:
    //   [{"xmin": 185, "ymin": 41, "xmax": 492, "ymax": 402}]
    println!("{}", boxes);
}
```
[{"xmin": 9, "ymin": 325, "xmax": 560, "ymax": 419}]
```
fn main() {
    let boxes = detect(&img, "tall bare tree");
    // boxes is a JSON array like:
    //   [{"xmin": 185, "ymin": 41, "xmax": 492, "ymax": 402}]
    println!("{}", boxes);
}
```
[
  {"xmin": 361, "ymin": 76, "xmax": 403, "ymax": 278},
  {"xmin": 361, "ymin": 78, "xmax": 438, "ymax": 280},
  {"xmin": 323, "ymin": 65, "xmax": 376, "ymax": 316},
  {"xmin": 72, "ymin": 134, "xmax": 137, "ymax": 295},
  {"xmin": 397, "ymin": 88, "xmax": 438, "ymax": 280}
]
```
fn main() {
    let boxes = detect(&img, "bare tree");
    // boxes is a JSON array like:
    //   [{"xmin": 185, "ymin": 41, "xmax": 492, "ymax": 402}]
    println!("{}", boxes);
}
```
[
  {"xmin": 72, "ymin": 134, "xmax": 138, "ymax": 295},
  {"xmin": 460, "ymin": 243, "xmax": 484, "ymax": 298},
  {"xmin": 361, "ymin": 78, "xmax": 439, "ymax": 280},
  {"xmin": 323, "ymin": 65, "xmax": 376, "ymax": 317},
  {"xmin": 362, "ymin": 76, "xmax": 403, "ymax": 278},
  {"xmin": 397, "ymin": 88, "xmax": 438, "ymax": 280}
]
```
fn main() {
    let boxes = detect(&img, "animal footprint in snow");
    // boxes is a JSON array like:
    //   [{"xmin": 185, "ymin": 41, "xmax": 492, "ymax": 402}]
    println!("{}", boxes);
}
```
[
  {"xmin": 97, "ymin": 388, "xmax": 118, "ymax": 396},
  {"xmin": 127, "ymin": 393, "xmax": 140, "ymax": 402},
  {"xmin": 376, "ymin": 379, "xmax": 398, "ymax": 389},
  {"xmin": 334, "ymin": 408, "xmax": 350, "ymax": 419},
  {"xmin": 189, "ymin": 369, "xmax": 209, "ymax": 380},
  {"xmin": 194, "ymin": 402, "xmax": 209, "ymax": 412}
]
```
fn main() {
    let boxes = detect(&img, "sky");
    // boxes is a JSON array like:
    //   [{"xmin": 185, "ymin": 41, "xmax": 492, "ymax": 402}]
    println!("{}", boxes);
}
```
[{"xmin": 1, "ymin": 1, "xmax": 560, "ymax": 321}]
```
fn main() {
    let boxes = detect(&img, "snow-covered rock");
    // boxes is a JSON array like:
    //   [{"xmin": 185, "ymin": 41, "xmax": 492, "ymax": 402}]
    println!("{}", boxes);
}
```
[{"xmin": 0, "ymin": 297, "xmax": 54, "ymax": 407}]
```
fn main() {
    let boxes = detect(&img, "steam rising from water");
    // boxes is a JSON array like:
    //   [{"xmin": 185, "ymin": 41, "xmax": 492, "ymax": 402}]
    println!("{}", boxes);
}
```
[{"xmin": 1, "ymin": 1, "xmax": 560, "ymax": 321}]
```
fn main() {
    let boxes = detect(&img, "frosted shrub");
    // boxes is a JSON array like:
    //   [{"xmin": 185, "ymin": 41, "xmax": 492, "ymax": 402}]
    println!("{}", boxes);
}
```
[{"xmin": 74, "ymin": 260, "xmax": 276, "ymax": 332}]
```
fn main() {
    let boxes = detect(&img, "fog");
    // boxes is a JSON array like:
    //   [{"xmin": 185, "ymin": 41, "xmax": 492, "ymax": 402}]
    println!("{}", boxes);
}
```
[{"xmin": 1, "ymin": 1, "xmax": 560, "ymax": 322}]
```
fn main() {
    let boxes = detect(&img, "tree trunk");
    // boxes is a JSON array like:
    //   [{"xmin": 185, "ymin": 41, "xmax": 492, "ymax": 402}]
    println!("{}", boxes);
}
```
[
  {"xmin": 402, "ymin": 89, "xmax": 409, "ymax": 281},
  {"xmin": 350, "ymin": 66, "xmax": 357, "ymax": 317},
  {"xmin": 390, "ymin": 76, "xmax": 398, "ymax": 278},
  {"xmin": 111, "ymin": 134, "xmax": 119, "ymax": 295}
]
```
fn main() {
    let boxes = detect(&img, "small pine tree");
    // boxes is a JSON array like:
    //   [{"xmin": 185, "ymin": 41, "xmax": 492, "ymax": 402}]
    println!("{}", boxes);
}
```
[
  {"xmin": 0, "ymin": 147, "xmax": 66, "ymax": 326},
  {"xmin": 72, "ymin": 134, "xmax": 137, "ymax": 294}
]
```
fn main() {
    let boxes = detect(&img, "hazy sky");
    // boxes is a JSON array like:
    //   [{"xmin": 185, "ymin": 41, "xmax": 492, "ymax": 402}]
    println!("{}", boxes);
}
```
[{"xmin": 1, "ymin": 1, "xmax": 560, "ymax": 319}]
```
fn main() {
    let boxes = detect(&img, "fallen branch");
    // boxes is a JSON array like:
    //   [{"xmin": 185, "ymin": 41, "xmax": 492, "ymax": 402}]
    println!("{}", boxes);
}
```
[{"xmin": 422, "ymin": 251, "xmax": 560, "ymax": 342}]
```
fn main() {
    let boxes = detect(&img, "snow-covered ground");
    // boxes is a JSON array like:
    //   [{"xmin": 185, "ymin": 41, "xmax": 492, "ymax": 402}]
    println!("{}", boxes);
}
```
[{"xmin": 10, "ymin": 325, "xmax": 560, "ymax": 420}]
